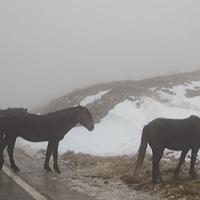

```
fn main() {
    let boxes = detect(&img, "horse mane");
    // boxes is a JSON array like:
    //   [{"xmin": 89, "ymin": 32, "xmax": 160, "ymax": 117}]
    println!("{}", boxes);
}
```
[{"xmin": 45, "ymin": 106, "xmax": 85, "ymax": 117}]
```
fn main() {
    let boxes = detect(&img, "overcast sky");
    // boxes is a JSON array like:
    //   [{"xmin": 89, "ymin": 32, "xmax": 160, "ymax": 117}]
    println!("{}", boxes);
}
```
[{"xmin": 0, "ymin": 0, "xmax": 200, "ymax": 108}]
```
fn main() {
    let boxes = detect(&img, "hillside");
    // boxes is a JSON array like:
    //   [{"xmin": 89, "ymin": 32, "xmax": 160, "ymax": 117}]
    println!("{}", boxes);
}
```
[
  {"xmin": 32, "ymin": 70, "xmax": 200, "ymax": 123},
  {"xmin": 17, "ymin": 69, "xmax": 200, "ymax": 156}
]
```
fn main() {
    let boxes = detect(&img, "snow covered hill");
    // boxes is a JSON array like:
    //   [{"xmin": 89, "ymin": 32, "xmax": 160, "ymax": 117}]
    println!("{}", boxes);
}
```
[{"xmin": 17, "ymin": 70, "xmax": 200, "ymax": 156}]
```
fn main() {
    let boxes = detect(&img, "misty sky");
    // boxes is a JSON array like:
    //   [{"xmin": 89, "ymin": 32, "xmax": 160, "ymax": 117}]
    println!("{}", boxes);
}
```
[{"xmin": 0, "ymin": 1, "xmax": 200, "ymax": 108}]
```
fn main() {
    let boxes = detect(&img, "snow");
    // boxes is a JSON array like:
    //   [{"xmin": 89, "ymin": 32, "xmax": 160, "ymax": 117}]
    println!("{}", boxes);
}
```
[
  {"xmin": 16, "ymin": 82, "xmax": 200, "ymax": 157},
  {"xmin": 80, "ymin": 89, "xmax": 110, "ymax": 106},
  {"xmin": 155, "ymin": 81, "xmax": 200, "ymax": 111}
]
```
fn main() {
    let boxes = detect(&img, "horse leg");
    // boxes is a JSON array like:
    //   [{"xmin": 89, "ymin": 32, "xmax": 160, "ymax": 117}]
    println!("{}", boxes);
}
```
[
  {"xmin": 0, "ymin": 134, "xmax": 9, "ymax": 166},
  {"xmin": 0, "ymin": 134, "xmax": 12, "ymax": 170},
  {"xmin": 7, "ymin": 137, "xmax": 20, "ymax": 172},
  {"xmin": 152, "ymin": 148, "xmax": 164, "ymax": 184},
  {"xmin": 0, "ymin": 133, "xmax": 5, "ymax": 170},
  {"xmin": 44, "ymin": 141, "xmax": 53, "ymax": 172},
  {"xmin": 0, "ymin": 153, "xmax": 3, "ymax": 170},
  {"xmin": 174, "ymin": 149, "xmax": 189, "ymax": 179},
  {"xmin": 52, "ymin": 141, "xmax": 61, "ymax": 174},
  {"xmin": 189, "ymin": 146, "xmax": 199, "ymax": 179},
  {"xmin": 3, "ymin": 135, "xmax": 8, "ymax": 151}
]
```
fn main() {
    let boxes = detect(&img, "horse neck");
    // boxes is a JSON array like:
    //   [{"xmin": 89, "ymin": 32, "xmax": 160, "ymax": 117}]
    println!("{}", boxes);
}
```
[
  {"xmin": 0, "ymin": 113, "xmax": 20, "ymax": 131},
  {"xmin": 0, "ymin": 116, "xmax": 6, "ymax": 129},
  {"xmin": 51, "ymin": 108, "xmax": 79, "ymax": 131}
]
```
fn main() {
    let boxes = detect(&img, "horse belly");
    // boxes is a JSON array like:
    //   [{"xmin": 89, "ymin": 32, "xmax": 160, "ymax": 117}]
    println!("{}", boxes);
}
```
[
  {"xmin": 165, "ymin": 132, "xmax": 193, "ymax": 151},
  {"xmin": 20, "ymin": 131, "xmax": 50, "ymax": 142},
  {"xmin": 166, "ymin": 143, "xmax": 190, "ymax": 151}
]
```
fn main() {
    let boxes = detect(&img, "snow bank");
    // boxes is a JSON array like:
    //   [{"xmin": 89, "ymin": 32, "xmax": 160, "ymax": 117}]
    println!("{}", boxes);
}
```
[
  {"xmin": 80, "ymin": 89, "xmax": 110, "ymax": 106},
  {"xmin": 155, "ymin": 81, "xmax": 200, "ymax": 111},
  {"xmin": 16, "ymin": 82, "xmax": 200, "ymax": 157}
]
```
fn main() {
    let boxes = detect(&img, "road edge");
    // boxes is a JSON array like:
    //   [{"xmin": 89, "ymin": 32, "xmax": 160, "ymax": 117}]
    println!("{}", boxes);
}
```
[{"xmin": 3, "ymin": 166, "xmax": 48, "ymax": 200}]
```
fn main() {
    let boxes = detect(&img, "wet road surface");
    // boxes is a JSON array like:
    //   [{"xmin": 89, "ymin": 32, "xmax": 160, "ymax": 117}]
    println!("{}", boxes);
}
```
[
  {"xmin": 0, "ymin": 171, "xmax": 35, "ymax": 200},
  {"xmin": 3, "ymin": 149, "xmax": 93, "ymax": 200}
]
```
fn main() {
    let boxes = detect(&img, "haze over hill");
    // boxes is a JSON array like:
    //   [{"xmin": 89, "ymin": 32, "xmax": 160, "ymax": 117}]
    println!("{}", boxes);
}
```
[
  {"xmin": 33, "ymin": 70, "xmax": 200, "ymax": 122},
  {"xmin": 1, "ymin": 1, "xmax": 200, "ymax": 108}
]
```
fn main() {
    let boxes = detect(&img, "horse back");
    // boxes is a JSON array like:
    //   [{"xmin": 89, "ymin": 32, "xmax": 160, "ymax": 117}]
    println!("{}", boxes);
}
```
[
  {"xmin": 146, "ymin": 117, "xmax": 200, "ymax": 150},
  {"xmin": 19, "ymin": 113, "xmax": 75, "ymax": 142}
]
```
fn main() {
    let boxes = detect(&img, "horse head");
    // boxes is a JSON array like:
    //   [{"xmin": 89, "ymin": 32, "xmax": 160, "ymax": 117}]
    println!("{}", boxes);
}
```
[{"xmin": 77, "ymin": 106, "xmax": 94, "ymax": 131}]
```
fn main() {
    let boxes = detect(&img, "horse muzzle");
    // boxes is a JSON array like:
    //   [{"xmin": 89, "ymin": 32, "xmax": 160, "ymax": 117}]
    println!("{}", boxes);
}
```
[{"xmin": 88, "ymin": 124, "xmax": 94, "ymax": 131}]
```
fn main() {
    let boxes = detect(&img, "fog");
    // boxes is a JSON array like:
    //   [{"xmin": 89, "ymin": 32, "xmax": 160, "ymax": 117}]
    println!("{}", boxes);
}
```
[{"xmin": 0, "ymin": 0, "xmax": 200, "ymax": 108}]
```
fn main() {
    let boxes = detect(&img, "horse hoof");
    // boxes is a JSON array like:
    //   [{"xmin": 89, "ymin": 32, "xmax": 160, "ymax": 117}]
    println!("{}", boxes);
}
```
[
  {"xmin": 190, "ymin": 173, "xmax": 198, "ymax": 179},
  {"xmin": 0, "ymin": 162, "xmax": 4, "ymax": 170},
  {"xmin": 157, "ymin": 177, "xmax": 163, "ymax": 184},
  {"xmin": 55, "ymin": 169, "xmax": 61, "ymax": 174},
  {"xmin": 44, "ymin": 167, "xmax": 52, "ymax": 172},
  {"xmin": 13, "ymin": 167, "xmax": 20, "ymax": 172},
  {"xmin": 152, "ymin": 176, "xmax": 163, "ymax": 185},
  {"xmin": 152, "ymin": 179, "xmax": 157, "ymax": 185},
  {"xmin": 53, "ymin": 166, "xmax": 61, "ymax": 174},
  {"xmin": 173, "ymin": 174, "xmax": 179, "ymax": 180}
]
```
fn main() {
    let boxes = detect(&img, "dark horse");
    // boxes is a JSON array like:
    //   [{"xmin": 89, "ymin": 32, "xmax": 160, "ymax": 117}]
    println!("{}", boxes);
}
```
[
  {"xmin": 135, "ymin": 115, "xmax": 200, "ymax": 184},
  {"xmin": 0, "ymin": 106, "xmax": 94, "ymax": 173}
]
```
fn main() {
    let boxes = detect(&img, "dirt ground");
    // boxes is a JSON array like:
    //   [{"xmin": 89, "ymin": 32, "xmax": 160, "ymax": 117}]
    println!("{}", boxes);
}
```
[{"xmin": 60, "ymin": 151, "xmax": 200, "ymax": 200}]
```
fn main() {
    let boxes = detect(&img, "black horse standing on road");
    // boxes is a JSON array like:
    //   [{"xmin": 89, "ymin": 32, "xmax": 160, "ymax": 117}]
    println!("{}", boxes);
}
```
[
  {"xmin": 0, "ymin": 106, "xmax": 94, "ymax": 173},
  {"xmin": 135, "ymin": 115, "xmax": 200, "ymax": 184}
]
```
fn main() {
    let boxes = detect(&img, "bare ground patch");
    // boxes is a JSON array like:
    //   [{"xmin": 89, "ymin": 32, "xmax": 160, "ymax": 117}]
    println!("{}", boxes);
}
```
[{"xmin": 60, "ymin": 152, "xmax": 200, "ymax": 200}]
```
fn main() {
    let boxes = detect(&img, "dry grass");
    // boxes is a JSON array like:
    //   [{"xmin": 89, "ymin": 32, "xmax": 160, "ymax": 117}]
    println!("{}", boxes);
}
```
[{"xmin": 61, "ymin": 151, "xmax": 200, "ymax": 199}]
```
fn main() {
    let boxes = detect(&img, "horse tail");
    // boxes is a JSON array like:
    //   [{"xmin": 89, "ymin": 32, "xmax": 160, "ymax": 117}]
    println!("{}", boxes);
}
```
[{"xmin": 134, "ymin": 125, "xmax": 149, "ymax": 173}]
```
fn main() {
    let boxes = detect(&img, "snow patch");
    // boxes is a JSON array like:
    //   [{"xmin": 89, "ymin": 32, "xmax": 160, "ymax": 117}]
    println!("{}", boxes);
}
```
[
  {"xmin": 156, "ymin": 81, "xmax": 200, "ymax": 111},
  {"xmin": 16, "ymin": 97, "xmax": 200, "ymax": 157},
  {"xmin": 80, "ymin": 89, "xmax": 110, "ymax": 106}
]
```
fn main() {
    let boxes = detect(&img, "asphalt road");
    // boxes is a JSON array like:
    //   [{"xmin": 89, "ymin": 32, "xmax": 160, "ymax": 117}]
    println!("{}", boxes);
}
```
[
  {"xmin": 0, "ymin": 171, "xmax": 35, "ymax": 200},
  {"xmin": 2, "ymin": 149, "xmax": 93, "ymax": 200}
]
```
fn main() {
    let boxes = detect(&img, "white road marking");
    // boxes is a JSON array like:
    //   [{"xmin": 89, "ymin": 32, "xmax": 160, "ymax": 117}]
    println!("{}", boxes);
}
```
[{"xmin": 3, "ymin": 166, "xmax": 48, "ymax": 200}]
